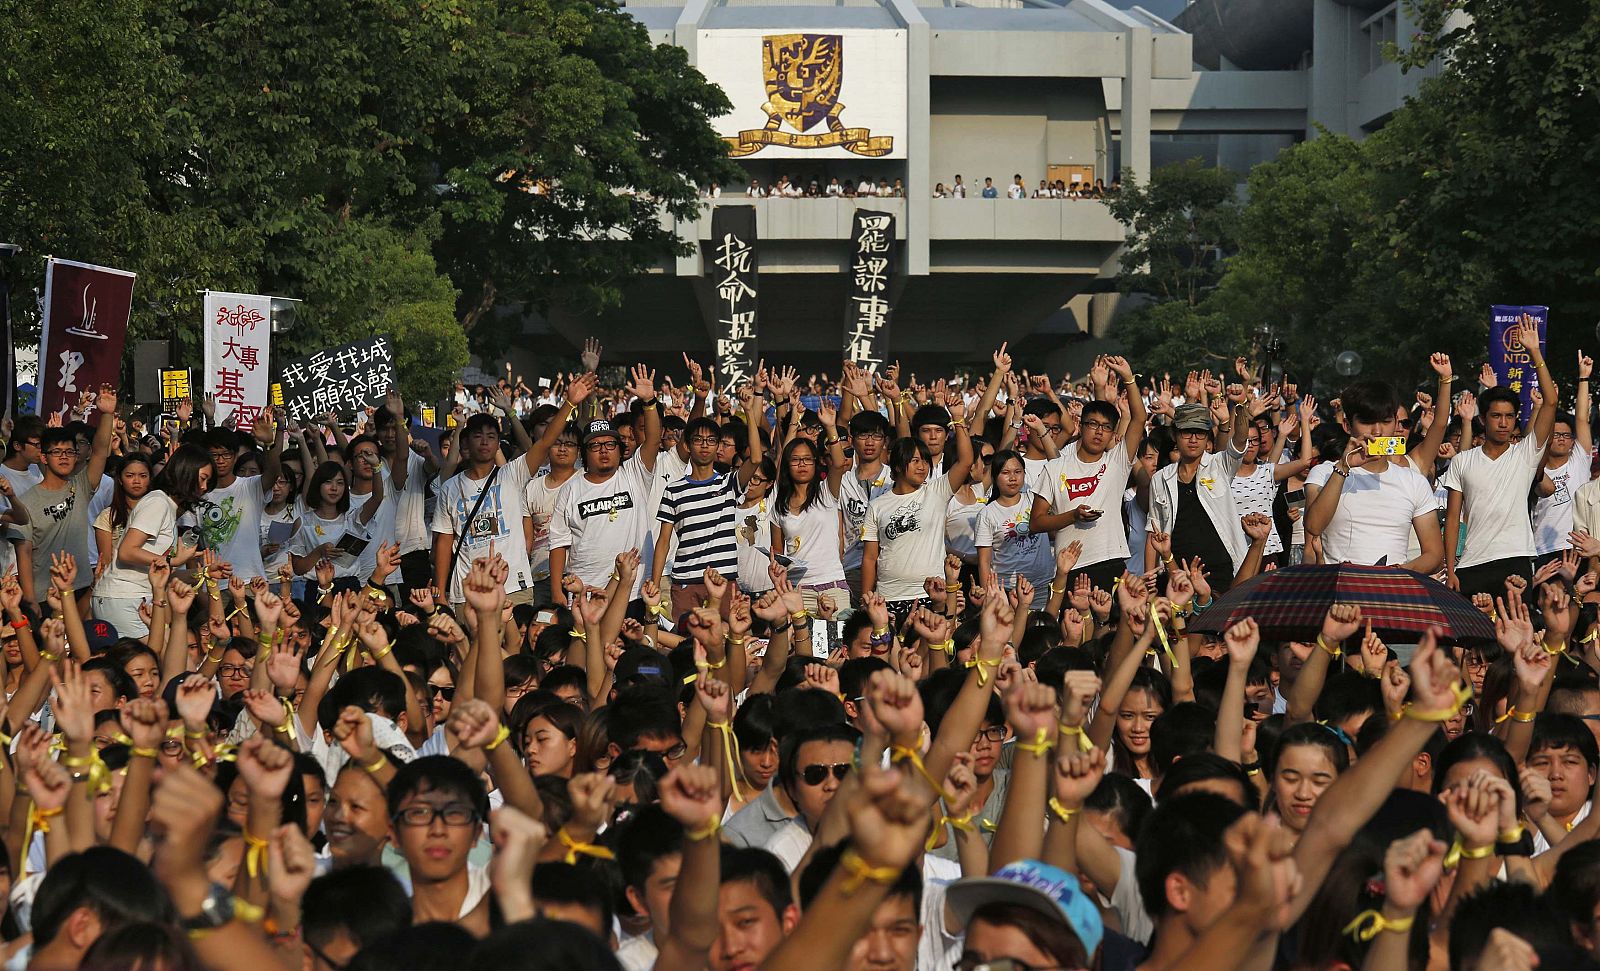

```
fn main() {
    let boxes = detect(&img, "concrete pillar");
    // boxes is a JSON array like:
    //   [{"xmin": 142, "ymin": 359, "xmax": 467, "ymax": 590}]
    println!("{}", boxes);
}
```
[
  {"xmin": 674, "ymin": 0, "xmax": 717, "ymax": 277},
  {"xmin": 1119, "ymin": 26, "xmax": 1152, "ymax": 184},
  {"xmin": 1308, "ymin": 0, "xmax": 1352, "ymax": 138},
  {"xmin": 884, "ymin": 0, "xmax": 931, "ymax": 275}
]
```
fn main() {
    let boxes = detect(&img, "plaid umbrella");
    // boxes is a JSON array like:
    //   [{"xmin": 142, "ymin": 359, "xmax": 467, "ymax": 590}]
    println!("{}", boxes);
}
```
[{"xmin": 1187, "ymin": 563, "xmax": 1496, "ymax": 645}]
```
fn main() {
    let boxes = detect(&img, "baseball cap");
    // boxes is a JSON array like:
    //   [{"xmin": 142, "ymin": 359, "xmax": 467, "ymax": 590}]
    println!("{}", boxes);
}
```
[
  {"xmin": 944, "ymin": 860, "xmax": 1104, "ymax": 957},
  {"xmin": 84, "ymin": 618, "xmax": 119, "ymax": 654},
  {"xmin": 612, "ymin": 647, "xmax": 672, "ymax": 687},
  {"xmin": 582, "ymin": 418, "xmax": 623, "ymax": 447},
  {"xmin": 1173, "ymin": 403, "xmax": 1214, "ymax": 434}
]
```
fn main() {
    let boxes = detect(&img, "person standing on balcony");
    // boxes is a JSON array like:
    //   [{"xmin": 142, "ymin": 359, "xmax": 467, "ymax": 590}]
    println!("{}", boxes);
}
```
[{"xmin": 981, "ymin": 177, "xmax": 997, "ymax": 199}]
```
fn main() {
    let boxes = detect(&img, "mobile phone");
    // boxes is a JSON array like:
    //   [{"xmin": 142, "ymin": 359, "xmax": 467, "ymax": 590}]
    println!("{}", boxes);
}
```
[
  {"xmin": 1285, "ymin": 488, "xmax": 1306, "ymax": 511},
  {"xmin": 1244, "ymin": 701, "xmax": 1259, "ymax": 719},
  {"xmin": 536, "ymin": 610, "xmax": 556, "ymax": 625},
  {"xmin": 1366, "ymin": 437, "xmax": 1407, "ymax": 456}
]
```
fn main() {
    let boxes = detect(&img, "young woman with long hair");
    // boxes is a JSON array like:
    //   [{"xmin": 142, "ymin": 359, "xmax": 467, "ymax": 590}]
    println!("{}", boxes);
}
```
[
  {"xmin": 772, "ymin": 436, "xmax": 848, "ymax": 614},
  {"xmin": 92, "ymin": 454, "xmax": 157, "ymax": 635},
  {"xmin": 288, "ymin": 460, "xmax": 384, "ymax": 592},
  {"xmin": 113, "ymin": 445, "xmax": 211, "ymax": 615}
]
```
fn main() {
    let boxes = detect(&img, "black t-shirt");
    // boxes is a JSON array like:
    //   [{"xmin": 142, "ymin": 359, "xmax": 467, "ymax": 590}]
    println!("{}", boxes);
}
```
[{"xmin": 1171, "ymin": 476, "xmax": 1234, "ymax": 593}]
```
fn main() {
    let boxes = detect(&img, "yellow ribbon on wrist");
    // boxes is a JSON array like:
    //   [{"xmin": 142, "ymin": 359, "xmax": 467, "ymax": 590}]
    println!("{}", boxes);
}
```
[
  {"xmin": 1058, "ymin": 723, "xmax": 1096, "ymax": 753},
  {"xmin": 965, "ymin": 655, "xmax": 1001, "ymax": 687},
  {"xmin": 1014, "ymin": 727, "xmax": 1056, "ymax": 757},
  {"xmin": 557, "ymin": 827, "xmax": 616, "ymax": 865},
  {"xmin": 686, "ymin": 816, "xmax": 723, "ymax": 842},
  {"xmin": 483, "ymin": 723, "xmax": 512, "ymax": 752},
  {"xmin": 707, "ymin": 720, "xmax": 745, "ymax": 802},
  {"xmin": 1342, "ymin": 909, "xmax": 1415, "ymax": 942},
  {"xmin": 839, "ymin": 848, "xmax": 900, "ymax": 895},
  {"xmin": 242, "ymin": 828, "xmax": 270, "ymax": 879},
  {"xmin": 1048, "ymin": 798, "xmax": 1080, "ymax": 823},
  {"xmin": 889, "ymin": 745, "xmax": 953, "ymax": 801}
]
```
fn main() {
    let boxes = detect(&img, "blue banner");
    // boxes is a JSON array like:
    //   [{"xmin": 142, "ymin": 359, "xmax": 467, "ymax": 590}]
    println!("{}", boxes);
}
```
[{"xmin": 1489, "ymin": 305, "xmax": 1548, "ymax": 424}]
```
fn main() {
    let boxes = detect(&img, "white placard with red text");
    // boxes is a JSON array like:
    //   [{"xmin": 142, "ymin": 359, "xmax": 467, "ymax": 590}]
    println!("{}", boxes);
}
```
[{"xmin": 201, "ymin": 291, "xmax": 272, "ymax": 427}]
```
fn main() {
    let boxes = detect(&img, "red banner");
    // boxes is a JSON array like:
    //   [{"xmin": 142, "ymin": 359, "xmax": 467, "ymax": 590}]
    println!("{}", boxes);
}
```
[{"xmin": 37, "ymin": 259, "xmax": 136, "ymax": 417}]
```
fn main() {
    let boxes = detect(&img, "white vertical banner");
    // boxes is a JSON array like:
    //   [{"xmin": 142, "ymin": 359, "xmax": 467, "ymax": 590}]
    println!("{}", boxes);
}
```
[{"xmin": 201, "ymin": 291, "xmax": 273, "ymax": 427}]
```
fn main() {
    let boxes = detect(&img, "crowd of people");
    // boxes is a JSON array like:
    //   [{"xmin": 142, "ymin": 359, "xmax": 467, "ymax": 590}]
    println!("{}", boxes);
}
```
[
  {"xmin": 0, "ymin": 323, "xmax": 1594, "ymax": 971},
  {"xmin": 710, "ymin": 174, "xmax": 1121, "ymax": 201}
]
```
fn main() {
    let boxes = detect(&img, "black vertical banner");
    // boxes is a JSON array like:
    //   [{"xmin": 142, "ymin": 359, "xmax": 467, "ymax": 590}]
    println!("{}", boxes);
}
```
[
  {"xmin": 708, "ymin": 206, "xmax": 759, "ymax": 392},
  {"xmin": 845, "ymin": 210, "xmax": 895, "ymax": 372}
]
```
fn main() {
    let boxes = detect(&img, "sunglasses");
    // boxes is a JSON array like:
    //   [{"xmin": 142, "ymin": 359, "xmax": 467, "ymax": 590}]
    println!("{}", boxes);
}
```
[
  {"xmin": 800, "ymin": 762, "xmax": 851, "ymax": 786},
  {"xmin": 430, "ymin": 685, "xmax": 456, "ymax": 702}
]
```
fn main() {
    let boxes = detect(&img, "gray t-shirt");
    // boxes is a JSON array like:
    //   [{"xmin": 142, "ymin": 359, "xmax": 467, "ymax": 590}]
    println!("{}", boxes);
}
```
[{"xmin": 19, "ymin": 469, "xmax": 93, "ymax": 595}]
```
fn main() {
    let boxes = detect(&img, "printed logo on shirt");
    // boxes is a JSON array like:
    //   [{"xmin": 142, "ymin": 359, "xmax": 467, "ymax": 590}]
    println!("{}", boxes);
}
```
[
  {"xmin": 881, "ymin": 504, "xmax": 922, "ymax": 542},
  {"xmin": 452, "ymin": 482, "xmax": 510, "ymax": 544},
  {"xmin": 197, "ymin": 497, "xmax": 243, "ymax": 548},
  {"xmin": 1060, "ymin": 464, "xmax": 1107, "ymax": 502},
  {"xmin": 578, "ymin": 493, "xmax": 635, "ymax": 520},
  {"xmin": 1552, "ymin": 472, "xmax": 1572, "ymax": 505}
]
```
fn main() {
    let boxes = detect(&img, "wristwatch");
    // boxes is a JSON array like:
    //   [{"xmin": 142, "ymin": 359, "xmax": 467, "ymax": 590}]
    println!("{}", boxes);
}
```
[{"xmin": 179, "ymin": 884, "xmax": 240, "ymax": 934}]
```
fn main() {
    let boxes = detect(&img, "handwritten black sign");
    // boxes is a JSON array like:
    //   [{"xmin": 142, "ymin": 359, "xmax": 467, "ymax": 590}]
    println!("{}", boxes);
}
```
[
  {"xmin": 845, "ymin": 210, "xmax": 895, "ymax": 372},
  {"xmin": 708, "ymin": 206, "xmax": 759, "ymax": 392},
  {"xmin": 278, "ymin": 336, "xmax": 394, "ymax": 421}
]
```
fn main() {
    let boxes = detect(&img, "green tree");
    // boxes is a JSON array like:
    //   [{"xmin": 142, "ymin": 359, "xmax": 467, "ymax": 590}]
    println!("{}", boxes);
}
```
[{"xmin": 1103, "ymin": 160, "xmax": 1249, "ymax": 377}]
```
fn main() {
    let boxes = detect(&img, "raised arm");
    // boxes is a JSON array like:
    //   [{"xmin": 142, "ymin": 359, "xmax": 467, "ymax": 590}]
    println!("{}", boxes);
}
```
[{"xmin": 1513, "ymin": 316, "xmax": 1557, "ymax": 447}]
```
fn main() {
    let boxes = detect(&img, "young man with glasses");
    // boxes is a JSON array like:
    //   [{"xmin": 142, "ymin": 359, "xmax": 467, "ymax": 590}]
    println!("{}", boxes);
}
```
[
  {"xmin": 840, "ymin": 410, "xmax": 894, "ymax": 603},
  {"xmin": 526, "ymin": 423, "xmax": 582, "ymax": 604},
  {"xmin": 1031, "ymin": 356, "xmax": 1146, "ymax": 593},
  {"xmin": 198, "ymin": 414, "xmax": 282, "ymax": 583},
  {"xmin": 1533, "ymin": 352, "xmax": 1592, "ymax": 565},
  {"xmin": 433, "ymin": 374, "xmax": 595, "ymax": 608},
  {"xmin": 16, "ymin": 386, "xmax": 117, "ymax": 608},
  {"xmin": 549, "ymin": 365, "xmax": 661, "ymax": 605},
  {"xmin": 384, "ymin": 756, "xmax": 493, "ymax": 935},
  {"xmin": 651, "ymin": 405, "xmax": 764, "ymax": 618}
]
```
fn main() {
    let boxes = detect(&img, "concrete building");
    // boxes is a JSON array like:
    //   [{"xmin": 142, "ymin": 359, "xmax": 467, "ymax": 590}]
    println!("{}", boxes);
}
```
[{"xmin": 510, "ymin": 0, "xmax": 1442, "ymax": 374}]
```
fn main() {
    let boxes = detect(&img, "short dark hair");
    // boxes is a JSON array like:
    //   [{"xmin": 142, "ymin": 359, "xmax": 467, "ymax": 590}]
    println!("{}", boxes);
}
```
[
  {"xmin": 1339, "ymin": 381, "xmax": 1402, "ymax": 425},
  {"xmin": 617, "ymin": 804, "xmax": 685, "ymax": 891},
  {"xmin": 5, "ymin": 415, "xmax": 44, "ymax": 457},
  {"xmin": 1134, "ymin": 792, "xmax": 1247, "ymax": 919},
  {"xmin": 849, "ymin": 410, "xmax": 892, "ymax": 439},
  {"xmin": 1547, "ymin": 839, "xmax": 1600, "ymax": 931},
  {"xmin": 1150, "ymin": 702, "xmax": 1216, "ymax": 779},
  {"xmin": 81, "ymin": 656, "xmax": 138, "ymax": 702},
  {"xmin": 463, "ymin": 413, "xmax": 500, "ymax": 438},
  {"xmin": 606, "ymin": 685, "xmax": 681, "ymax": 751},
  {"xmin": 887, "ymin": 437, "xmax": 934, "ymax": 481},
  {"xmin": 732, "ymin": 692, "xmax": 779, "ymax": 753},
  {"xmin": 770, "ymin": 687, "xmax": 847, "ymax": 740},
  {"xmin": 532, "ymin": 861, "xmax": 616, "ymax": 932},
  {"xmin": 1023, "ymin": 397, "xmax": 1063, "ymax": 420},
  {"xmin": 1530, "ymin": 712, "xmax": 1600, "ymax": 770},
  {"xmin": 386, "ymin": 755, "xmax": 490, "ymax": 823},
  {"xmin": 466, "ymin": 917, "xmax": 623, "ymax": 971},
  {"xmin": 778, "ymin": 723, "xmax": 861, "ymax": 792},
  {"xmin": 910, "ymin": 404, "xmax": 949, "ymax": 432},
  {"xmin": 1477, "ymin": 386, "xmax": 1521, "ymax": 417},
  {"xmin": 302, "ymin": 864, "xmax": 412, "ymax": 950},
  {"xmin": 720, "ymin": 847, "xmax": 793, "ymax": 918},
  {"xmin": 31, "ymin": 847, "xmax": 175, "ymax": 947},
  {"xmin": 1080, "ymin": 400, "xmax": 1118, "ymax": 429},
  {"xmin": 1157, "ymin": 752, "xmax": 1255, "ymax": 806},
  {"xmin": 685, "ymin": 416, "xmax": 721, "ymax": 443},
  {"xmin": 320, "ymin": 667, "xmax": 408, "ymax": 728},
  {"xmin": 1084, "ymin": 772, "xmax": 1153, "ymax": 843},
  {"xmin": 1450, "ymin": 880, "xmax": 1580, "ymax": 971}
]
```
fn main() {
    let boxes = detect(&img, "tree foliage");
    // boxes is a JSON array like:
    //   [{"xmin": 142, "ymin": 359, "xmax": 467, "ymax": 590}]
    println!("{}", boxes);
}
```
[
  {"xmin": 1, "ymin": 0, "xmax": 735, "ymax": 402},
  {"xmin": 1110, "ymin": 0, "xmax": 1600, "ymax": 394},
  {"xmin": 1104, "ymin": 159, "xmax": 1241, "ymax": 307}
]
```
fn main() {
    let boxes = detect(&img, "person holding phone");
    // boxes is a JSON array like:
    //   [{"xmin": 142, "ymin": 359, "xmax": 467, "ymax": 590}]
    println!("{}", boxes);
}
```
[
  {"xmin": 1032, "ymin": 356, "xmax": 1146, "ymax": 593},
  {"xmin": 1145, "ymin": 394, "xmax": 1252, "ymax": 594},
  {"xmin": 1304, "ymin": 380, "xmax": 1442, "ymax": 572}
]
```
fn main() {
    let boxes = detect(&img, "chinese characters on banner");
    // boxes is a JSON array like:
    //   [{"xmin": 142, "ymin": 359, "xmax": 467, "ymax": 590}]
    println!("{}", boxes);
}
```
[
  {"xmin": 1489, "ymin": 305, "xmax": 1548, "ymax": 425},
  {"xmin": 708, "ymin": 206, "xmax": 759, "ymax": 392},
  {"xmin": 202, "ymin": 291, "xmax": 273, "ymax": 427},
  {"xmin": 160, "ymin": 369, "xmax": 191, "ymax": 414},
  {"xmin": 37, "ymin": 258, "xmax": 136, "ymax": 417},
  {"xmin": 845, "ymin": 210, "xmax": 895, "ymax": 372},
  {"xmin": 278, "ymin": 336, "xmax": 394, "ymax": 421}
]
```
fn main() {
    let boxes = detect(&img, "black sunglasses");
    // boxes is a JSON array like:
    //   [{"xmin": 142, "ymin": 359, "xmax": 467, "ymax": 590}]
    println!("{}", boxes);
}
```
[{"xmin": 800, "ymin": 763, "xmax": 851, "ymax": 786}]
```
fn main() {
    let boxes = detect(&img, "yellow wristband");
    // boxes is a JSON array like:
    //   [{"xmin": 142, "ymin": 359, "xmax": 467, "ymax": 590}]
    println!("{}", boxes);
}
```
[{"xmin": 483, "ymin": 723, "xmax": 512, "ymax": 752}]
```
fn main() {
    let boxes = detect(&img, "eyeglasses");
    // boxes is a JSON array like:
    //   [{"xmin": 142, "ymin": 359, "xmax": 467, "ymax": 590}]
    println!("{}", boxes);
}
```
[
  {"xmin": 853, "ymin": 431, "xmax": 886, "ymax": 441},
  {"xmin": 973, "ymin": 726, "xmax": 1007, "ymax": 743},
  {"xmin": 788, "ymin": 456, "xmax": 816, "ymax": 465},
  {"xmin": 217, "ymin": 663, "xmax": 254, "ymax": 679},
  {"xmin": 586, "ymin": 441, "xmax": 620, "ymax": 452},
  {"xmin": 1552, "ymin": 432, "xmax": 1576, "ymax": 440},
  {"xmin": 1081, "ymin": 420, "xmax": 1114, "ymax": 432},
  {"xmin": 44, "ymin": 448, "xmax": 77, "ymax": 457},
  {"xmin": 689, "ymin": 436, "xmax": 720, "ymax": 446},
  {"xmin": 392, "ymin": 803, "xmax": 481, "ymax": 828},
  {"xmin": 800, "ymin": 762, "xmax": 851, "ymax": 786}
]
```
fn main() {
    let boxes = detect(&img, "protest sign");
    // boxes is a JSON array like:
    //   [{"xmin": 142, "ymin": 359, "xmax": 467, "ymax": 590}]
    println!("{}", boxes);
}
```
[
  {"xmin": 37, "ymin": 258, "xmax": 136, "ymax": 416},
  {"xmin": 845, "ymin": 210, "xmax": 895, "ymax": 372},
  {"xmin": 202, "ymin": 291, "xmax": 273, "ymax": 427},
  {"xmin": 708, "ymin": 206, "xmax": 759, "ymax": 392},
  {"xmin": 1489, "ymin": 305, "xmax": 1548, "ymax": 424},
  {"xmin": 278, "ymin": 336, "xmax": 394, "ymax": 421}
]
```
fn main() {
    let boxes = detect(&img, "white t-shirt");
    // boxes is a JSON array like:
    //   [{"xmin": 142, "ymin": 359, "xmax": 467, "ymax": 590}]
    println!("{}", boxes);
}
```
[
  {"xmin": 776, "ymin": 487, "xmax": 846, "ymax": 587},
  {"xmin": 863, "ymin": 474, "xmax": 957, "ymax": 602},
  {"xmin": 198, "ymin": 475, "xmax": 268, "ymax": 581},
  {"xmin": 1533, "ymin": 444, "xmax": 1591, "ymax": 556},
  {"xmin": 93, "ymin": 504, "xmax": 158, "ymax": 600},
  {"xmin": 347, "ymin": 486, "xmax": 397, "ymax": 581},
  {"xmin": 975, "ymin": 492, "xmax": 1055, "ymax": 588},
  {"xmin": 1231, "ymin": 463, "xmax": 1283, "ymax": 557},
  {"xmin": 1034, "ymin": 445, "xmax": 1134, "ymax": 568},
  {"xmin": 945, "ymin": 493, "xmax": 986, "ymax": 562},
  {"xmin": 1306, "ymin": 460, "xmax": 1437, "ymax": 566},
  {"xmin": 1440, "ymin": 433, "xmax": 1545, "ymax": 569},
  {"xmin": 260, "ymin": 499, "xmax": 302, "ymax": 578},
  {"xmin": 432, "ymin": 460, "xmax": 538, "ymax": 602},
  {"xmin": 839, "ymin": 464, "xmax": 891, "ymax": 572},
  {"xmin": 388, "ymin": 451, "xmax": 432, "ymax": 556},
  {"xmin": 547, "ymin": 453, "xmax": 654, "ymax": 598},
  {"xmin": 289, "ymin": 510, "xmax": 366, "ymax": 580},
  {"xmin": 734, "ymin": 498, "xmax": 775, "ymax": 594},
  {"xmin": 117, "ymin": 491, "xmax": 179, "ymax": 593},
  {"xmin": 525, "ymin": 472, "xmax": 574, "ymax": 582}
]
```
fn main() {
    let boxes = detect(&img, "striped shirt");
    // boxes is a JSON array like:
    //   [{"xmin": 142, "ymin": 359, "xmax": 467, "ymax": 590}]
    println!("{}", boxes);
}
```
[{"xmin": 658, "ymin": 473, "xmax": 740, "ymax": 581}]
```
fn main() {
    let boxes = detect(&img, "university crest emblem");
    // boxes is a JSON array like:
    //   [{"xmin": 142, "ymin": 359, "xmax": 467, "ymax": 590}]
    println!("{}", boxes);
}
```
[{"xmin": 725, "ymin": 34, "xmax": 894, "ymax": 157}]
